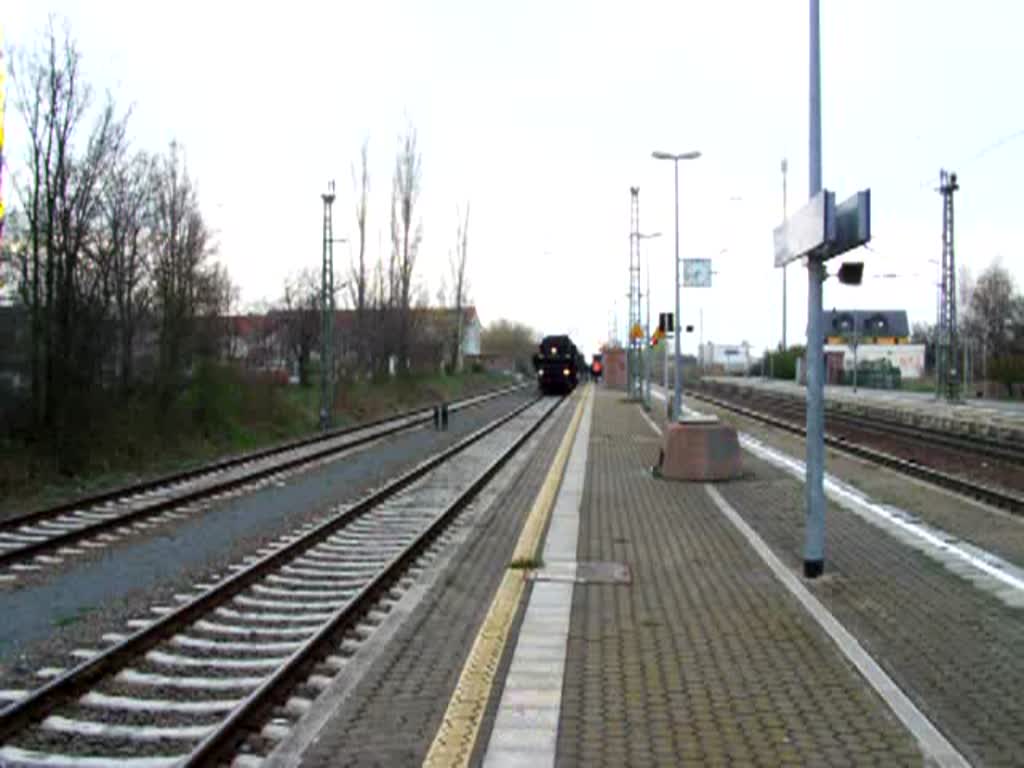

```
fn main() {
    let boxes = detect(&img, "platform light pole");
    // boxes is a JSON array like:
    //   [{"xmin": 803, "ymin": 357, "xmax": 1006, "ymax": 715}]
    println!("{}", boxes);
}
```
[
  {"xmin": 652, "ymin": 149, "xmax": 701, "ymax": 421},
  {"xmin": 781, "ymin": 158, "xmax": 789, "ymax": 350},
  {"xmin": 639, "ymin": 231, "xmax": 662, "ymax": 406}
]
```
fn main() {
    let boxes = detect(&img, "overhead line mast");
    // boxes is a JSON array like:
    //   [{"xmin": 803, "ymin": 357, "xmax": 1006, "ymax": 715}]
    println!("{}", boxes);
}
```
[{"xmin": 937, "ymin": 170, "xmax": 960, "ymax": 402}]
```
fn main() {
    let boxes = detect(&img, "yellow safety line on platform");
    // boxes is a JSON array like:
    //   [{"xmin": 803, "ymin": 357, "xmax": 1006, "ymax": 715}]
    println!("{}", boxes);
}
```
[{"xmin": 422, "ymin": 385, "xmax": 590, "ymax": 768}]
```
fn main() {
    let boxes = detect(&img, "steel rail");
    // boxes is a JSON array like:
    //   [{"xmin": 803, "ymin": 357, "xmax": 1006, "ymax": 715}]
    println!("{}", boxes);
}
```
[
  {"xmin": 697, "ymin": 381, "xmax": 1024, "ymax": 461},
  {"xmin": 1, "ymin": 383, "xmax": 525, "ymax": 534},
  {"xmin": 0, "ymin": 394, "xmax": 551, "ymax": 744},
  {"xmin": 687, "ymin": 389, "xmax": 1024, "ymax": 515},
  {"xmin": 0, "ymin": 384, "xmax": 527, "ymax": 569},
  {"xmin": 184, "ymin": 395, "xmax": 564, "ymax": 765}
]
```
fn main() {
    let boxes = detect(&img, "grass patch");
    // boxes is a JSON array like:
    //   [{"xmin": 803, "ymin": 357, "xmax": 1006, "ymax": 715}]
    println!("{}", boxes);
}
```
[
  {"xmin": 508, "ymin": 555, "xmax": 544, "ymax": 570},
  {"xmin": 0, "ymin": 367, "xmax": 514, "ymax": 518},
  {"xmin": 900, "ymin": 377, "xmax": 937, "ymax": 393},
  {"xmin": 53, "ymin": 607, "xmax": 91, "ymax": 627}
]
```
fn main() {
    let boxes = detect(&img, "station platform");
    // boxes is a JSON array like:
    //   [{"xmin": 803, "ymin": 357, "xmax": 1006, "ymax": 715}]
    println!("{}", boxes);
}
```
[
  {"xmin": 287, "ymin": 385, "xmax": 1024, "ymax": 767},
  {"xmin": 699, "ymin": 375, "xmax": 1024, "ymax": 442}
]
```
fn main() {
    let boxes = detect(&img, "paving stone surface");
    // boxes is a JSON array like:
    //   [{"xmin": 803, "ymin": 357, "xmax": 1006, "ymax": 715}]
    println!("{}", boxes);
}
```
[
  {"xmin": 556, "ymin": 390, "xmax": 922, "ymax": 767},
  {"xmin": 687, "ymin": 392, "xmax": 1024, "ymax": 570},
  {"xmin": 717, "ymin": 446, "xmax": 1024, "ymax": 767},
  {"xmin": 297, "ymin": 400, "xmax": 573, "ymax": 767}
]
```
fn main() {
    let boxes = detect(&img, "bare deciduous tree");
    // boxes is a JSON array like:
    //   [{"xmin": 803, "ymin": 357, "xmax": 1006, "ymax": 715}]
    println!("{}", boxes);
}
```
[
  {"xmin": 481, "ymin": 319, "xmax": 538, "ymax": 374},
  {"xmin": 392, "ymin": 126, "xmax": 422, "ymax": 373},
  {"xmin": 276, "ymin": 268, "xmax": 320, "ymax": 386},
  {"xmin": 970, "ymin": 261, "xmax": 1018, "ymax": 361},
  {"xmin": 349, "ymin": 139, "xmax": 370, "ymax": 373},
  {"xmin": 449, "ymin": 203, "xmax": 470, "ymax": 372},
  {"xmin": 99, "ymin": 147, "xmax": 152, "ymax": 392},
  {"xmin": 12, "ymin": 20, "xmax": 127, "ymax": 445},
  {"xmin": 150, "ymin": 141, "xmax": 215, "ymax": 403}
]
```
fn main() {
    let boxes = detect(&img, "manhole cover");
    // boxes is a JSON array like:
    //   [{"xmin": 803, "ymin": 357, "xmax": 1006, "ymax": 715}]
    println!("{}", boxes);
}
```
[{"xmin": 528, "ymin": 561, "xmax": 631, "ymax": 585}]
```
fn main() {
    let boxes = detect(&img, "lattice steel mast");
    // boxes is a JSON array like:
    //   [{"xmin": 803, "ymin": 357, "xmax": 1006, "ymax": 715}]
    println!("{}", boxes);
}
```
[
  {"xmin": 320, "ymin": 181, "xmax": 337, "ymax": 430},
  {"xmin": 937, "ymin": 170, "xmax": 960, "ymax": 402}
]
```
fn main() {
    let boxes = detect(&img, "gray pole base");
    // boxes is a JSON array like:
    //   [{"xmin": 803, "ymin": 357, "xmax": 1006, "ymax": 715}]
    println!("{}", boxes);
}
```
[{"xmin": 803, "ymin": 559, "xmax": 824, "ymax": 579}]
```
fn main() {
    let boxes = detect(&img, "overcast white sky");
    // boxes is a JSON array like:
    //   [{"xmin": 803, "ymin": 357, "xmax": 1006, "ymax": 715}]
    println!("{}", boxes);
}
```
[{"xmin": 5, "ymin": 1, "xmax": 1024, "ymax": 359}]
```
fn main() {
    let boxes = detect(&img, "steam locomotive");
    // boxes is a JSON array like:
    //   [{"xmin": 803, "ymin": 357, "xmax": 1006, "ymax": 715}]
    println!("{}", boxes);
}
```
[{"xmin": 533, "ymin": 335, "xmax": 582, "ymax": 395}]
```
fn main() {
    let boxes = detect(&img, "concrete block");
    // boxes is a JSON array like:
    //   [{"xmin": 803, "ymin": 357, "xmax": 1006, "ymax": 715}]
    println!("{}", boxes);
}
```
[{"xmin": 658, "ymin": 418, "xmax": 742, "ymax": 481}]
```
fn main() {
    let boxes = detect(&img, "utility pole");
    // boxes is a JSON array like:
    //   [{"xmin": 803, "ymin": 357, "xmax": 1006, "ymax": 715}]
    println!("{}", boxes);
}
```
[
  {"xmin": 804, "ymin": 0, "xmax": 826, "ymax": 579},
  {"xmin": 938, "ymin": 169, "xmax": 960, "ymax": 402},
  {"xmin": 645, "ymin": 232, "xmax": 652, "ymax": 406},
  {"xmin": 781, "ymin": 158, "xmax": 789, "ymax": 350},
  {"xmin": 935, "ymin": 260, "xmax": 942, "ymax": 399},
  {"xmin": 628, "ymin": 187, "xmax": 642, "ymax": 400},
  {"xmin": 320, "ymin": 181, "xmax": 337, "ymax": 431},
  {"xmin": 652, "ymin": 150, "xmax": 701, "ymax": 420},
  {"xmin": 699, "ymin": 307, "xmax": 704, "ymax": 367}
]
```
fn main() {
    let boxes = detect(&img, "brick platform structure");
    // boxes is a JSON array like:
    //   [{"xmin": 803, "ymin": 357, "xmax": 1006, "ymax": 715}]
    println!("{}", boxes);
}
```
[
  {"xmin": 712, "ymin": 440, "xmax": 1024, "ymax": 767},
  {"xmin": 291, "ymin": 383, "xmax": 1024, "ymax": 765},
  {"xmin": 658, "ymin": 417, "xmax": 742, "ymax": 481},
  {"xmin": 553, "ymin": 389, "xmax": 921, "ymax": 766}
]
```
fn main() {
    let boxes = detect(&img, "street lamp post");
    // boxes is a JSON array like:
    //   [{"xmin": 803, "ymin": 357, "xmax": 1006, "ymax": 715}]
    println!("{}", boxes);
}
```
[
  {"xmin": 781, "ymin": 158, "xmax": 789, "ymax": 351},
  {"xmin": 652, "ymin": 150, "xmax": 701, "ymax": 421},
  {"xmin": 804, "ymin": 0, "xmax": 826, "ymax": 578},
  {"xmin": 638, "ymin": 231, "xmax": 662, "ymax": 406}
]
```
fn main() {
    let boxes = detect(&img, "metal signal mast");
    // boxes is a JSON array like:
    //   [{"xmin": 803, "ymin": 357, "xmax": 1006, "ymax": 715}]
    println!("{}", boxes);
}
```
[
  {"xmin": 937, "ymin": 170, "xmax": 960, "ymax": 402},
  {"xmin": 320, "ymin": 181, "xmax": 337, "ymax": 430}
]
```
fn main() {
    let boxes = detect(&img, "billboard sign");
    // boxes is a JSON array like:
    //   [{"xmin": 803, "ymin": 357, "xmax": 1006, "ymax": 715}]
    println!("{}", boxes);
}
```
[
  {"xmin": 774, "ymin": 188, "xmax": 871, "ymax": 267},
  {"xmin": 833, "ymin": 189, "xmax": 871, "ymax": 255},
  {"xmin": 773, "ymin": 189, "xmax": 836, "ymax": 267}
]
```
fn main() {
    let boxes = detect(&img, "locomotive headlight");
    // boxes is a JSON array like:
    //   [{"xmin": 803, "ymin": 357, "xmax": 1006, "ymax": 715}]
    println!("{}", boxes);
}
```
[
  {"xmin": 563, "ymin": 368, "xmax": 570, "ymax": 376},
  {"xmin": 551, "ymin": 347, "xmax": 557, "ymax": 354}
]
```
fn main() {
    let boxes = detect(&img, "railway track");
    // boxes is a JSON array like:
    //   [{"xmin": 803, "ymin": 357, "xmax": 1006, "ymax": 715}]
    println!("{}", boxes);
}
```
[
  {"xmin": 0, "ymin": 385, "xmax": 525, "ymax": 581},
  {"xmin": 699, "ymin": 382, "xmax": 1024, "ymax": 462},
  {"xmin": 686, "ymin": 387, "xmax": 1024, "ymax": 515},
  {"xmin": 0, "ymin": 392, "xmax": 563, "ymax": 766}
]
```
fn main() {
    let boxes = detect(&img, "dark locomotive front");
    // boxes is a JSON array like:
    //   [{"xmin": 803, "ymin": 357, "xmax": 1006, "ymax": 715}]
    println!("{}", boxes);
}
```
[{"xmin": 533, "ymin": 334, "xmax": 580, "ymax": 395}]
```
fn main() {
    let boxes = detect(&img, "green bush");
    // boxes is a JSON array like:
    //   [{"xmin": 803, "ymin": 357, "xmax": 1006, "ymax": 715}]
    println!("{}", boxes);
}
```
[
  {"xmin": 766, "ymin": 346, "xmax": 805, "ymax": 380},
  {"xmin": 991, "ymin": 355, "xmax": 1024, "ymax": 397}
]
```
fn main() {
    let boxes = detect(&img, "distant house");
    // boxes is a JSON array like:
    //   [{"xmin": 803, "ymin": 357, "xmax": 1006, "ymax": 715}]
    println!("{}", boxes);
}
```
[
  {"xmin": 221, "ymin": 314, "xmax": 286, "ymax": 371},
  {"xmin": 823, "ymin": 310, "xmax": 910, "ymax": 345},
  {"xmin": 700, "ymin": 342, "xmax": 753, "ymax": 375},
  {"xmin": 223, "ymin": 306, "xmax": 484, "ymax": 377},
  {"xmin": 476, "ymin": 353, "xmax": 518, "ymax": 374},
  {"xmin": 405, "ymin": 306, "xmax": 481, "ymax": 368},
  {"xmin": 822, "ymin": 309, "xmax": 924, "ymax": 378}
]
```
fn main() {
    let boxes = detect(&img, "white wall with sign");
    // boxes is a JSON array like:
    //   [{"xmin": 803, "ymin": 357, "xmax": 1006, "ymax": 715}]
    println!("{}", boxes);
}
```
[{"xmin": 825, "ymin": 343, "xmax": 925, "ymax": 379}]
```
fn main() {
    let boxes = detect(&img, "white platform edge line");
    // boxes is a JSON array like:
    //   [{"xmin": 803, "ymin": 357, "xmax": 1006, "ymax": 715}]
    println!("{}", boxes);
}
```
[
  {"xmin": 639, "ymin": 408, "xmax": 662, "ymax": 437},
  {"xmin": 739, "ymin": 433, "xmax": 1024, "ymax": 595},
  {"xmin": 482, "ymin": 388, "xmax": 594, "ymax": 766},
  {"xmin": 652, "ymin": 384, "xmax": 1024, "ymax": 596},
  {"xmin": 644, "ymin": 395, "xmax": 967, "ymax": 765},
  {"xmin": 703, "ymin": 483, "xmax": 969, "ymax": 768}
]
